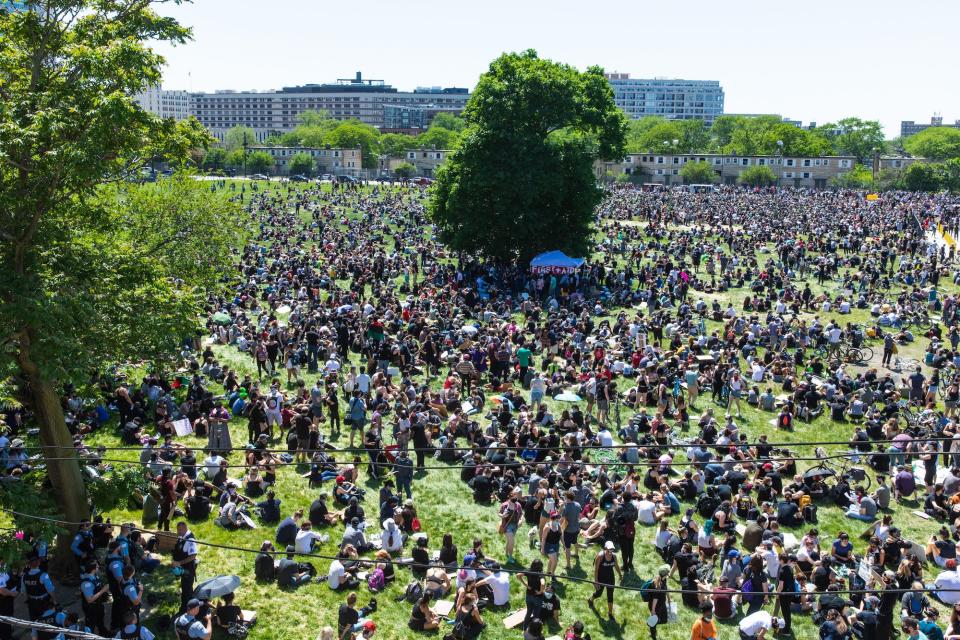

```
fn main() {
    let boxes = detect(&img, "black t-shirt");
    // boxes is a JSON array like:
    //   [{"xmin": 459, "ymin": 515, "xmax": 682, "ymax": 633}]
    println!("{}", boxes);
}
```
[
  {"xmin": 539, "ymin": 593, "xmax": 560, "ymax": 615},
  {"xmin": 857, "ymin": 610, "xmax": 878, "ymax": 635},
  {"xmin": 309, "ymin": 499, "xmax": 328, "ymax": 527},
  {"xmin": 937, "ymin": 539, "xmax": 957, "ymax": 559},
  {"xmin": 777, "ymin": 501, "xmax": 799, "ymax": 524},
  {"xmin": 338, "ymin": 604, "xmax": 359, "ymax": 631},
  {"xmin": 674, "ymin": 552, "xmax": 697, "ymax": 577},
  {"xmin": 777, "ymin": 565, "xmax": 796, "ymax": 600},
  {"xmin": 524, "ymin": 571, "xmax": 542, "ymax": 596}
]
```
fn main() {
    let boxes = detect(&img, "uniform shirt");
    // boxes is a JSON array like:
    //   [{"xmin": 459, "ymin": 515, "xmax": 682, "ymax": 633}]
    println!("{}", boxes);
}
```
[
  {"xmin": 179, "ymin": 532, "xmax": 198, "ymax": 557},
  {"xmin": 21, "ymin": 569, "xmax": 54, "ymax": 598},
  {"xmin": 176, "ymin": 614, "xmax": 207, "ymax": 638},
  {"xmin": 123, "ymin": 581, "xmax": 140, "ymax": 605},
  {"xmin": 79, "ymin": 573, "xmax": 101, "ymax": 601}
]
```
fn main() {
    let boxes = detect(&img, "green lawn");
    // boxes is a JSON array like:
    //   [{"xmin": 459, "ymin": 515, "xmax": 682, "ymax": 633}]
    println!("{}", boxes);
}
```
[{"xmin": 10, "ymin": 182, "xmax": 957, "ymax": 640}]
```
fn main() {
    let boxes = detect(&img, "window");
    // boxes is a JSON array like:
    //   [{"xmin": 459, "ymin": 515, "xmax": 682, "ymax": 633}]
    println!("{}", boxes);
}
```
[
  {"xmin": 672, "ymin": 169, "xmax": 679, "ymax": 175},
  {"xmin": 783, "ymin": 171, "xmax": 794, "ymax": 178},
  {"xmin": 741, "ymin": 158, "xmax": 750, "ymax": 166},
  {"xmin": 758, "ymin": 159, "xmax": 766, "ymax": 166},
  {"xmin": 673, "ymin": 157, "xmax": 679, "ymax": 164},
  {"xmin": 713, "ymin": 158, "xmax": 721, "ymax": 165},
  {"xmin": 814, "ymin": 159, "xmax": 821, "ymax": 166},
  {"xmin": 823, "ymin": 159, "xmax": 830, "ymax": 166},
  {"xmin": 802, "ymin": 172, "xmax": 811, "ymax": 179},
  {"xmin": 656, "ymin": 168, "xmax": 664, "ymax": 175},
  {"xmin": 786, "ymin": 159, "xmax": 795, "ymax": 167},
  {"xmin": 803, "ymin": 159, "xmax": 811, "ymax": 167}
]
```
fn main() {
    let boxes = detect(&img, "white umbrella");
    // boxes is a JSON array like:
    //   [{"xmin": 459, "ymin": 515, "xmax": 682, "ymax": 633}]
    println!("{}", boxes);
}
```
[
  {"xmin": 461, "ymin": 325, "xmax": 479, "ymax": 334},
  {"xmin": 553, "ymin": 392, "xmax": 582, "ymax": 402}
]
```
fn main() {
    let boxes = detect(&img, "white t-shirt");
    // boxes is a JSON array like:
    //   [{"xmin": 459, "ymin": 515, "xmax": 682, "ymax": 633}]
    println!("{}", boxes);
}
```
[
  {"xmin": 327, "ymin": 560, "xmax": 346, "ymax": 589},
  {"xmin": 485, "ymin": 571, "xmax": 511, "ymax": 606},
  {"xmin": 456, "ymin": 568, "xmax": 476, "ymax": 590},
  {"xmin": 935, "ymin": 570, "xmax": 960, "ymax": 604},
  {"xmin": 739, "ymin": 611, "xmax": 773, "ymax": 636},
  {"xmin": 357, "ymin": 373, "xmax": 371, "ymax": 393},
  {"xmin": 295, "ymin": 529, "xmax": 323, "ymax": 554},
  {"xmin": 597, "ymin": 430, "xmax": 614, "ymax": 447},
  {"xmin": 636, "ymin": 500, "xmax": 657, "ymax": 525}
]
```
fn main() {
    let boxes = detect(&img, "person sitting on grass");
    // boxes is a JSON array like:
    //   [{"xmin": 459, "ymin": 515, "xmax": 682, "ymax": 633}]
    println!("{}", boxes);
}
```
[{"xmin": 408, "ymin": 591, "xmax": 441, "ymax": 632}]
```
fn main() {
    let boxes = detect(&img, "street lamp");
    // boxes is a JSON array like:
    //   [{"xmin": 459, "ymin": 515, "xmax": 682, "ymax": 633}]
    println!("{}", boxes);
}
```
[
  {"xmin": 776, "ymin": 139, "xmax": 784, "ymax": 187},
  {"xmin": 242, "ymin": 131, "xmax": 249, "ymax": 180}
]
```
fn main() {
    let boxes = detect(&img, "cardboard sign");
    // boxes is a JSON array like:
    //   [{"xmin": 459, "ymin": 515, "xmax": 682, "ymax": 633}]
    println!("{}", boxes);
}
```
[
  {"xmin": 503, "ymin": 608, "xmax": 527, "ymax": 629},
  {"xmin": 433, "ymin": 600, "xmax": 454, "ymax": 616},
  {"xmin": 173, "ymin": 418, "xmax": 193, "ymax": 436}
]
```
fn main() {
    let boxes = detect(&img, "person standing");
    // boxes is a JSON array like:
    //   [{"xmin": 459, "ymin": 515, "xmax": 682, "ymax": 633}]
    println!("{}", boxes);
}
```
[
  {"xmin": 774, "ymin": 554, "xmax": 797, "ymax": 635},
  {"xmin": 207, "ymin": 402, "xmax": 231, "ymax": 456},
  {"xmin": 588, "ymin": 542, "xmax": 622, "ymax": 619},
  {"xmin": 21, "ymin": 551, "xmax": 57, "ymax": 627},
  {"xmin": 79, "ymin": 560, "xmax": 110, "ymax": 636},
  {"xmin": 559, "ymin": 490, "xmax": 582, "ymax": 570},
  {"xmin": 0, "ymin": 563, "xmax": 18, "ymax": 640},
  {"xmin": 645, "ymin": 564, "xmax": 669, "ymax": 638},
  {"xmin": 171, "ymin": 521, "xmax": 198, "ymax": 613},
  {"xmin": 393, "ymin": 450, "xmax": 414, "ymax": 500},
  {"xmin": 347, "ymin": 391, "xmax": 366, "ymax": 448}
]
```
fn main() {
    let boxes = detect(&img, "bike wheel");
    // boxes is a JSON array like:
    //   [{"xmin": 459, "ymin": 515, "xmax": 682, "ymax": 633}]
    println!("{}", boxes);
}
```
[
  {"xmin": 846, "ymin": 348, "xmax": 865, "ymax": 363},
  {"xmin": 859, "ymin": 346, "xmax": 874, "ymax": 360}
]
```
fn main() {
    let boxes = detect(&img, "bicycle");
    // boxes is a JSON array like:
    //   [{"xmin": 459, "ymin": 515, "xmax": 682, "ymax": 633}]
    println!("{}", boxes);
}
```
[{"xmin": 811, "ymin": 448, "xmax": 873, "ymax": 491}]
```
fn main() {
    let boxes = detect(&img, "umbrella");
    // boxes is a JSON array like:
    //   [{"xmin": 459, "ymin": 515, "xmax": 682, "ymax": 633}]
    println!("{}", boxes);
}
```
[
  {"xmin": 194, "ymin": 575, "xmax": 241, "ymax": 600},
  {"xmin": 212, "ymin": 312, "xmax": 231, "ymax": 325},
  {"xmin": 553, "ymin": 392, "xmax": 582, "ymax": 402},
  {"xmin": 460, "ymin": 325, "xmax": 479, "ymax": 334},
  {"xmin": 802, "ymin": 466, "xmax": 835, "ymax": 480},
  {"xmin": 276, "ymin": 304, "xmax": 291, "ymax": 314}
]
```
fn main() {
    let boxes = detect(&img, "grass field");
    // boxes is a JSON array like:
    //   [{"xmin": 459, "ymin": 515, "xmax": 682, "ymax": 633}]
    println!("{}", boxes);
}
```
[{"xmin": 7, "ymin": 179, "xmax": 955, "ymax": 640}]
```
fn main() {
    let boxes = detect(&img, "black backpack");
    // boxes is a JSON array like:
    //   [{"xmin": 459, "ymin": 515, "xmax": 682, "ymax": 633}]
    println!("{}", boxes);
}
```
[{"xmin": 697, "ymin": 493, "xmax": 720, "ymax": 518}]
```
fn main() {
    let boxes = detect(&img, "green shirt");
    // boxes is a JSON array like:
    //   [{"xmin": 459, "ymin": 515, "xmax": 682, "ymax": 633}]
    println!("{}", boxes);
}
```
[{"xmin": 516, "ymin": 347, "xmax": 532, "ymax": 367}]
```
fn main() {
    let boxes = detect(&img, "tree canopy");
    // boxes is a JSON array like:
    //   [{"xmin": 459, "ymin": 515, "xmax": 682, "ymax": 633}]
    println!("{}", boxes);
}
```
[
  {"xmin": 904, "ymin": 127, "xmax": 960, "ymax": 161},
  {"xmin": 429, "ymin": 50, "xmax": 626, "ymax": 263},
  {"xmin": 0, "ymin": 0, "xmax": 244, "ymax": 561},
  {"xmin": 679, "ymin": 160, "xmax": 717, "ymax": 184}
]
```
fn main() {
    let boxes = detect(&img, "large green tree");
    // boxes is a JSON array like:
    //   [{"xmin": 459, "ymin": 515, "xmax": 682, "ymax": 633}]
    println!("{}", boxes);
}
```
[
  {"xmin": 429, "ymin": 50, "xmax": 626, "ymax": 262},
  {"xmin": 0, "ymin": 1, "xmax": 241, "ymax": 568},
  {"xmin": 287, "ymin": 152, "xmax": 315, "ymax": 176},
  {"xmin": 246, "ymin": 150, "xmax": 274, "ymax": 174},
  {"xmin": 904, "ymin": 127, "xmax": 960, "ymax": 160},
  {"xmin": 679, "ymin": 160, "xmax": 716, "ymax": 184},
  {"xmin": 738, "ymin": 165, "xmax": 777, "ymax": 186},
  {"xmin": 224, "ymin": 125, "xmax": 257, "ymax": 152},
  {"xmin": 817, "ymin": 117, "xmax": 886, "ymax": 163}
]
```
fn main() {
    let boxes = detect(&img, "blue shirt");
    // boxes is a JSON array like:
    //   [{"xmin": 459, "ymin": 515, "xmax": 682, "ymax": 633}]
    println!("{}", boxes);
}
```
[
  {"xmin": 176, "ymin": 614, "xmax": 207, "ymax": 638},
  {"xmin": 108, "ymin": 558, "xmax": 125, "ymax": 582},
  {"xmin": 22, "ymin": 569, "xmax": 54, "ymax": 596},
  {"xmin": 71, "ymin": 531, "xmax": 92, "ymax": 557},
  {"xmin": 919, "ymin": 620, "xmax": 943, "ymax": 640},
  {"xmin": 123, "ymin": 582, "xmax": 140, "ymax": 605},
  {"xmin": 114, "ymin": 625, "xmax": 155, "ymax": 640},
  {"xmin": 79, "ymin": 574, "xmax": 98, "ymax": 600}
]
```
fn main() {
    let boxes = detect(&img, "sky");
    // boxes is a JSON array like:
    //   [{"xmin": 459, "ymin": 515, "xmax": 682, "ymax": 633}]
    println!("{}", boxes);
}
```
[{"xmin": 151, "ymin": 0, "xmax": 960, "ymax": 138}]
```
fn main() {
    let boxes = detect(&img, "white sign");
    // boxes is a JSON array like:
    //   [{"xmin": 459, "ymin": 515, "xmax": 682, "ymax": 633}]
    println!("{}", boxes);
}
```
[{"xmin": 173, "ymin": 418, "xmax": 193, "ymax": 437}]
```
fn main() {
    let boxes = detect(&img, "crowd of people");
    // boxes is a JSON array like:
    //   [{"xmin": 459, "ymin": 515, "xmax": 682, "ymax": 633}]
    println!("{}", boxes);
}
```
[{"xmin": 5, "ymin": 180, "xmax": 960, "ymax": 640}]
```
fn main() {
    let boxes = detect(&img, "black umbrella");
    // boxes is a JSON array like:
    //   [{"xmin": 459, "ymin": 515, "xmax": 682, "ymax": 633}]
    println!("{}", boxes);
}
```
[
  {"xmin": 194, "ymin": 575, "xmax": 241, "ymax": 600},
  {"xmin": 803, "ymin": 466, "xmax": 835, "ymax": 480}
]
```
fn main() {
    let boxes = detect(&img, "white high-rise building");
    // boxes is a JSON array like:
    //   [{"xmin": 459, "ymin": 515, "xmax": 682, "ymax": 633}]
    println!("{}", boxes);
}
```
[{"xmin": 133, "ymin": 86, "xmax": 192, "ymax": 121}]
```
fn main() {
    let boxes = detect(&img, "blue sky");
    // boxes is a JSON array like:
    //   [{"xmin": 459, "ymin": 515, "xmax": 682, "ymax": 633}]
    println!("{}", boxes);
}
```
[{"xmin": 152, "ymin": 0, "xmax": 959, "ymax": 137}]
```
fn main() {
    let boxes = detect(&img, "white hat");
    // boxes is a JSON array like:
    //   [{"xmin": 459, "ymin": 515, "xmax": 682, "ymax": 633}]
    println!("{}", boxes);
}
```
[
  {"xmin": 382, "ymin": 518, "xmax": 396, "ymax": 530},
  {"xmin": 774, "ymin": 617, "xmax": 785, "ymax": 628},
  {"xmin": 604, "ymin": 541, "xmax": 615, "ymax": 551}
]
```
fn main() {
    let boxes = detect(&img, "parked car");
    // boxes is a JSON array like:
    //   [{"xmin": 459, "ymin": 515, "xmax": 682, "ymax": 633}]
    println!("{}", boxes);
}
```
[
  {"xmin": 250, "ymin": 173, "xmax": 269, "ymax": 180},
  {"xmin": 414, "ymin": 177, "xmax": 434, "ymax": 186},
  {"xmin": 290, "ymin": 174, "xmax": 309, "ymax": 182},
  {"xmin": 319, "ymin": 174, "xmax": 334, "ymax": 181},
  {"xmin": 336, "ymin": 175, "xmax": 357, "ymax": 183}
]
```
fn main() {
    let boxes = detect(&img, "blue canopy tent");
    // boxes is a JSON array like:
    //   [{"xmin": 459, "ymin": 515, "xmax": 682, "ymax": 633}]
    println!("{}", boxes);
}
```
[{"xmin": 529, "ymin": 251, "xmax": 585, "ymax": 275}]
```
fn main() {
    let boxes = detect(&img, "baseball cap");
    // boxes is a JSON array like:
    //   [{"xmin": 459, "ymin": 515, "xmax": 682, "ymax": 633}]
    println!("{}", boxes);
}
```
[
  {"xmin": 727, "ymin": 549, "xmax": 740, "ymax": 558},
  {"xmin": 186, "ymin": 598, "xmax": 201, "ymax": 609},
  {"xmin": 362, "ymin": 621, "xmax": 376, "ymax": 632},
  {"xmin": 463, "ymin": 554, "xmax": 476, "ymax": 565},
  {"xmin": 658, "ymin": 564, "xmax": 670, "ymax": 577},
  {"xmin": 604, "ymin": 541, "xmax": 615, "ymax": 551},
  {"xmin": 948, "ymin": 559, "xmax": 957, "ymax": 570}
]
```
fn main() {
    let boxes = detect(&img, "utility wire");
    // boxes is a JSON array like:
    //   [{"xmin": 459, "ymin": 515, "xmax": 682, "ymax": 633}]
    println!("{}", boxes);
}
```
[{"xmin": 0, "ymin": 507, "xmax": 942, "ymax": 598}]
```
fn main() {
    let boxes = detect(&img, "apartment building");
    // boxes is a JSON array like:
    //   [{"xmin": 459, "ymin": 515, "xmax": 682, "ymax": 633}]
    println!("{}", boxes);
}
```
[
  {"xmin": 605, "ymin": 73, "xmax": 724, "ymax": 123},
  {"xmin": 190, "ymin": 73, "xmax": 470, "ymax": 142},
  {"xmin": 133, "ymin": 86, "xmax": 192, "ymax": 120},
  {"xmin": 247, "ymin": 146, "xmax": 362, "ymax": 176},
  {"xmin": 382, "ymin": 103, "xmax": 464, "ymax": 132},
  {"xmin": 389, "ymin": 148, "xmax": 449, "ymax": 177},
  {"xmin": 901, "ymin": 115, "xmax": 960, "ymax": 138},
  {"xmin": 596, "ymin": 153, "xmax": 859, "ymax": 188}
]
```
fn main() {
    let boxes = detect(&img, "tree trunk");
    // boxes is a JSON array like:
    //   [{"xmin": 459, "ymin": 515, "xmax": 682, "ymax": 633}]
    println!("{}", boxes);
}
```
[{"xmin": 16, "ymin": 343, "xmax": 90, "ymax": 578}]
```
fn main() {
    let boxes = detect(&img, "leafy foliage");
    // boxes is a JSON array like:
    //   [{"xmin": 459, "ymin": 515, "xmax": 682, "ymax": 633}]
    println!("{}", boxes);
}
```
[
  {"xmin": 86, "ymin": 466, "xmax": 149, "ymax": 512},
  {"xmin": 393, "ymin": 162, "xmax": 417, "ymax": 179},
  {"xmin": 224, "ymin": 125, "xmax": 257, "ymax": 152},
  {"xmin": 679, "ymin": 160, "xmax": 716, "ymax": 184},
  {"xmin": 287, "ymin": 152, "xmax": 315, "ymax": 176},
  {"xmin": 246, "ymin": 150, "xmax": 274, "ymax": 174},
  {"xmin": 430, "ymin": 50, "xmax": 626, "ymax": 263},
  {"xmin": 904, "ymin": 127, "xmax": 960, "ymax": 161},
  {"xmin": 0, "ymin": 478, "xmax": 63, "ymax": 567},
  {"xmin": 738, "ymin": 165, "xmax": 777, "ymax": 187}
]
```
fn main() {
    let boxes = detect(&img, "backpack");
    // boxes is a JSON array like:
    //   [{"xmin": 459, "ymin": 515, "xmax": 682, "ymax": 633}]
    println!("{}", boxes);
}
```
[
  {"xmin": 741, "ymin": 577, "xmax": 762, "ymax": 604},
  {"xmin": 697, "ymin": 493, "xmax": 719, "ymax": 519},
  {"xmin": 779, "ymin": 412, "xmax": 792, "ymax": 428},
  {"xmin": 399, "ymin": 580, "xmax": 423, "ymax": 603},
  {"xmin": 639, "ymin": 579, "xmax": 655, "ymax": 602},
  {"xmin": 367, "ymin": 567, "xmax": 385, "ymax": 592}
]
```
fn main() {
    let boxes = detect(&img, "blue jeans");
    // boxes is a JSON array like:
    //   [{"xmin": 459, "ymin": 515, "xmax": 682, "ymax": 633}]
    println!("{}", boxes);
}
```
[
  {"xmin": 397, "ymin": 477, "xmax": 412, "ymax": 499},
  {"xmin": 845, "ymin": 508, "xmax": 875, "ymax": 522}
]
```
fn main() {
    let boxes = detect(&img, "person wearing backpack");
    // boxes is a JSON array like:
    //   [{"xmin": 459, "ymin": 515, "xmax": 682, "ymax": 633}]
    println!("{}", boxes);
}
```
[{"xmin": 452, "ymin": 593, "xmax": 485, "ymax": 640}]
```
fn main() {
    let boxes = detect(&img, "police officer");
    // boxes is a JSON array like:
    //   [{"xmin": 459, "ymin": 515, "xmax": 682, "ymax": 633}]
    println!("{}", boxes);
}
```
[
  {"xmin": 114, "ymin": 610, "xmax": 156, "ymax": 640},
  {"xmin": 79, "ymin": 561, "xmax": 110, "ymax": 636},
  {"xmin": 393, "ymin": 449, "xmax": 414, "ymax": 500},
  {"xmin": 21, "ymin": 551, "xmax": 57, "ymax": 623},
  {"xmin": 171, "ymin": 521, "xmax": 198, "ymax": 612},
  {"xmin": 57, "ymin": 612, "xmax": 90, "ymax": 640},
  {"xmin": 105, "ymin": 541, "xmax": 127, "ymax": 631},
  {"xmin": 115, "ymin": 523, "xmax": 133, "ymax": 565},
  {"xmin": 120, "ymin": 565, "xmax": 143, "ymax": 622},
  {"xmin": 70, "ymin": 519, "xmax": 95, "ymax": 564},
  {"xmin": 0, "ymin": 563, "xmax": 19, "ymax": 640},
  {"xmin": 174, "ymin": 599, "xmax": 212, "ymax": 640}
]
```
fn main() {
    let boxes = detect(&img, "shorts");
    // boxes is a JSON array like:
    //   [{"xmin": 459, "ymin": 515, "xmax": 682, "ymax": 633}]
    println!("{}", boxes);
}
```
[
  {"xmin": 310, "ymin": 404, "xmax": 324, "ymax": 418},
  {"xmin": 544, "ymin": 542, "xmax": 560, "ymax": 555},
  {"xmin": 351, "ymin": 419, "xmax": 365, "ymax": 431},
  {"xmin": 505, "ymin": 522, "xmax": 518, "ymax": 535},
  {"xmin": 563, "ymin": 531, "xmax": 579, "ymax": 547},
  {"xmin": 531, "ymin": 391, "xmax": 544, "ymax": 403},
  {"xmin": 731, "ymin": 390, "xmax": 742, "ymax": 399}
]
